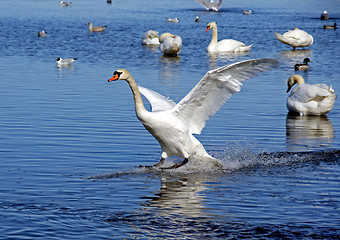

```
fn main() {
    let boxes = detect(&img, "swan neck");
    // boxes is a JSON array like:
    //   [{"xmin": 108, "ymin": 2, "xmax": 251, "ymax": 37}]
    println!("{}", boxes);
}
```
[
  {"xmin": 126, "ymin": 77, "xmax": 147, "ymax": 114},
  {"xmin": 292, "ymin": 75, "xmax": 305, "ymax": 84},
  {"xmin": 210, "ymin": 25, "xmax": 218, "ymax": 44}
]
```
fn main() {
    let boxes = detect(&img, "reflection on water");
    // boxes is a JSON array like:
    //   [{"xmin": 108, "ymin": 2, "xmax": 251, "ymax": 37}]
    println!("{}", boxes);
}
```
[
  {"xmin": 158, "ymin": 55, "xmax": 181, "ymax": 82},
  {"xmin": 278, "ymin": 49, "xmax": 312, "ymax": 65},
  {"xmin": 208, "ymin": 51, "xmax": 250, "ymax": 69},
  {"xmin": 286, "ymin": 113, "xmax": 334, "ymax": 151},
  {"xmin": 144, "ymin": 174, "xmax": 208, "ymax": 218}
]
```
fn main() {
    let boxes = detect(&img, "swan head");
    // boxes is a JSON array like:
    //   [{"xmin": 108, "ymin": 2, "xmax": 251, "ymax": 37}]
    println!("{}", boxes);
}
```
[
  {"xmin": 159, "ymin": 32, "xmax": 175, "ymax": 42},
  {"xmin": 206, "ymin": 22, "xmax": 217, "ymax": 32},
  {"xmin": 287, "ymin": 75, "xmax": 305, "ymax": 93},
  {"xmin": 108, "ymin": 69, "xmax": 131, "ymax": 82}
]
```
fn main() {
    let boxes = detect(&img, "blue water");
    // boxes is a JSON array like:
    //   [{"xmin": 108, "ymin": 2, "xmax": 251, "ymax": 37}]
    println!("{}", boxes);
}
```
[{"xmin": 0, "ymin": 0, "xmax": 339, "ymax": 239}]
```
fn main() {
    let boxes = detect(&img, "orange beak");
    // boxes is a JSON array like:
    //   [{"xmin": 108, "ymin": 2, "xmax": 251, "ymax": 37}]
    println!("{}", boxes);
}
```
[
  {"xmin": 205, "ymin": 26, "xmax": 210, "ymax": 32},
  {"xmin": 108, "ymin": 73, "xmax": 119, "ymax": 82}
]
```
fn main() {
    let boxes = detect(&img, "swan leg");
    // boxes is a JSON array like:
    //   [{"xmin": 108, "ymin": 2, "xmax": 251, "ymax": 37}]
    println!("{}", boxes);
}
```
[
  {"xmin": 153, "ymin": 158, "xmax": 165, "ymax": 167},
  {"xmin": 161, "ymin": 158, "xmax": 188, "ymax": 170},
  {"xmin": 139, "ymin": 158, "xmax": 165, "ymax": 168}
]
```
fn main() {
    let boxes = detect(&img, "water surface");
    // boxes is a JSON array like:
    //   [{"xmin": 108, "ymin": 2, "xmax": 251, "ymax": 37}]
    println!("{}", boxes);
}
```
[{"xmin": 0, "ymin": 0, "xmax": 339, "ymax": 239}]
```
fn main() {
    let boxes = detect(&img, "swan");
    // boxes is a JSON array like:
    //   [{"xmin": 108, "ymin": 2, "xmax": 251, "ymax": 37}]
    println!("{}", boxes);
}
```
[
  {"xmin": 56, "ymin": 57, "xmax": 77, "ymax": 65},
  {"xmin": 294, "ymin": 58, "xmax": 311, "ymax": 71},
  {"xmin": 275, "ymin": 28, "xmax": 313, "ymax": 49},
  {"xmin": 196, "ymin": 0, "xmax": 222, "ymax": 11},
  {"xmin": 86, "ymin": 22, "xmax": 107, "ymax": 32},
  {"xmin": 206, "ymin": 22, "xmax": 252, "ymax": 53},
  {"xmin": 142, "ymin": 30, "xmax": 160, "ymax": 46},
  {"xmin": 159, "ymin": 33, "xmax": 182, "ymax": 56},
  {"xmin": 107, "ymin": 59, "xmax": 279, "ymax": 169},
  {"xmin": 38, "ymin": 30, "xmax": 46, "ymax": 37},
  {"xmin": 286, "ymin": 75, "xmax": 336, "ymax": 115}
]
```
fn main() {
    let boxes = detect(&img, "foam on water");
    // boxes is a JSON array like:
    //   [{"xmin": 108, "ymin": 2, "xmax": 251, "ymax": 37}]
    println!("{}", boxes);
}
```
[{"xmin": 87, "ymin": 142, "xmax": 340, "ymax": 180}]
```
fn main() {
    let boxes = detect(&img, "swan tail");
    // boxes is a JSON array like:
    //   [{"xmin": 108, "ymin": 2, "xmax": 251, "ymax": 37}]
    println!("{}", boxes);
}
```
[
  {"xmin": 275, "ymin": 32, "xmax": 286, "ymax": 43},
  {"xmin": 236, "ymin": 44, "xmax": 252, "ymax": 52}
]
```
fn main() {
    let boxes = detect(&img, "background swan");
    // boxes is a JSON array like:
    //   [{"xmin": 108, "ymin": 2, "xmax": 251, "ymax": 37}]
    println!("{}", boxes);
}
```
[
  {"xmin": 107, "ymin": 59, "xmax": 279, "ymax": 169},
  {"xmin": 275, "ymin": 28, "xmax": 313, "ymax": 49},
  {"xmin": 286, "ymin": 75, "xmax": 336, "ymax": 115},
  {"xmin": 196, "ymin": 0, "xmax": 222, "ymax": 11},
  {"xmin": 206, "ymin": 22, "xmax": 252, "ymax": 53},
  {"xmin": 142, "ymin": 30, "xmax": 160, "ymax": 46},
  {"xmin": 159, "ymin": 33, "xmax": 182, "ymax": 56}
]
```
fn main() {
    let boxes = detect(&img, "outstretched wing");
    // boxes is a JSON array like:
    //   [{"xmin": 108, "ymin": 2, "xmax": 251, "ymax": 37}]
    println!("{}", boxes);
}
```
[
  {"xmin": 138, "ymin": 86, "xmax": 176, "ymax": 112},
  {"xmin": 195, "ymin": 0, "xmax": 210, "ymax": 10},
  {"xmin": 170, "ymin": 59, "xmax": 280, "ymax": 134}
]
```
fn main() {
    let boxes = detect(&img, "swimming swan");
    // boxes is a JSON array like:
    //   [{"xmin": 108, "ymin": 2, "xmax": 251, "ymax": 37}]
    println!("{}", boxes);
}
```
[
  {"xmin": 206, "ymin": 22, "xmax": 252, "ymax": 53},
  {"xmin": 159, "ymin": 33, "xmax": 182, "ymax": 56},
  {"xmin": 275, "ymin": 28, "xmax": 313, "ymax": 49},
  {"xmin": 286, "ymin": 75, "xmax": 336, "ymax": 115},
  {"xmin": 142, "ymin": 30, "xmax": 160, "ymax": 46},
  {"xmin": 107, "ymin": 59, "xmax": 279, "ymax": 169}
]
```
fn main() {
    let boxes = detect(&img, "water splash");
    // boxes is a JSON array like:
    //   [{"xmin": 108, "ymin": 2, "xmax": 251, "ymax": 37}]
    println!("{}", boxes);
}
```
[{"xmin": 87, "ymin": 142, "xmax": 340, "ymax": 180}]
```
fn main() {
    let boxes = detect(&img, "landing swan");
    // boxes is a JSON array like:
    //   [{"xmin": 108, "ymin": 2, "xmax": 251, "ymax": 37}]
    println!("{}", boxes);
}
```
[
  {"xmin": 206, "ymin": 22, "xmax": 252, "ymax": 53},
  {"xmin": 142, "ymin": 30, "xmax": 160, "ymax": 46},
  {"xmin": 107, "ymin": 59, "xmax": 279, "ymax": 169},
  {"xmin": 275, "ymin": 28, "xmax": 313, "ymax": 49},
  {"xmin": 196, "ymin": 0, "xmax": 222, "ymax": 11},
  {"xmin": 159, "ymin": 33, "xmax": 182, "ymax": 56},
  {"xmin": 286, "ymin": 75, "xmax": 336, "ymax": 115}
]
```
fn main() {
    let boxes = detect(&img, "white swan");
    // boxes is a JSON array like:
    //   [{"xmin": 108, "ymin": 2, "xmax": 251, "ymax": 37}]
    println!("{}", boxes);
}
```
[
  {"xmin": 275, "ymin": 28, "xmax": 313, "ymax": 49},
  {"xmin": 107, "ymin": 59, "xmax": 279, "ymax": 169},
  {"xmin": 196, "ymin": 0, "xmax": 222, "ymax": 11},
  {"xmin": 286, "ymin": 75, "xmax": 336, "ymax": 115},
  {"xmin": 142, "ymin": 30, "xmax": 160, "ymax": 46},
  {"xmin": 206, "ymin": 22, "xmax": 252, "ymax": 53},
  {"xmin": 159, "ymin": 33, "xmax": 182, "ymax": 56}
]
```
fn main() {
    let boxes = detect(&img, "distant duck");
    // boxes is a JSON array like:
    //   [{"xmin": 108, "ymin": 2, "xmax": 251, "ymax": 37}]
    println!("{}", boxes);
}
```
[
  {"xmin": 38, "ymin": 30, "xmax": 47, "ymax": 37},
  {"xmin": 286, "ymin": 75, "xmax": 336, "ymax": 115},
  {"xmin": 275, "ymin": 28, "xmax": 313, "ymax": 49},
  {"xmin": 60, "ymin": 1, "xmax": 71, "ymax": 6},
  {"xmin": 294, "ymin": 58, "xmax": 312, "ymax": 71},
  {"xmin": 56, "ymin": 57, "xmax": 78, "ymax": 66},
  {"xmin": 142, "ymin": 30, "xmax": 160, "ymax": 46},
  {"xmin": 195, "ymin": 0, "xmax": 222, "ymax": 11},
  {"xmin": 242, "ymin": 10, "xmax": 252, "ymax": 14},
  {"xmin": 166, "ymin": 18, "xmax": 179, "ymax": 23},
  {"xmin": 86, "ymin": 22, "xmax": 107, "ymax": 32},
  {"xmin": 206, "ymin": 22, "xmax": 252, "ymax": 53},
  {"xmin": 320, "ymin": 10, "xmax": 328, "ymax": 20},
  {"xmin": 159, "ymin": 33, "xmax": 182, "ymax": 56},
  {"xmin": 195, "ymin": 16, "xmax": 200, "ymax": 22},
  {"xmin": 323, "ymin": 23, "xmax": 337, "ymax": 29}
]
